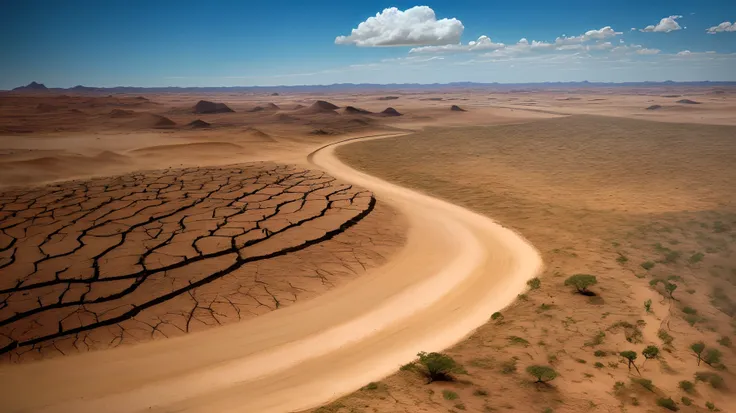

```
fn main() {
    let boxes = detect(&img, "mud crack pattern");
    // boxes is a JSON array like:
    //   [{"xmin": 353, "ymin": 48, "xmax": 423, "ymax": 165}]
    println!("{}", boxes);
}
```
[{"xmin": 0, "ymin": 163, "xmax": 389, "ymax": 362}]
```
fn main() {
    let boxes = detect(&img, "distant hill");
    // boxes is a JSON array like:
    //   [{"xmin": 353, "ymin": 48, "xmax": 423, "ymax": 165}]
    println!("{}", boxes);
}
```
[
  {"xmin": 6, "ymin": 81, "xmax": 736, "ymax": 93},
  {"xmin": 13, "ymin": 81, "xmax": 48, "ymax": 91}
]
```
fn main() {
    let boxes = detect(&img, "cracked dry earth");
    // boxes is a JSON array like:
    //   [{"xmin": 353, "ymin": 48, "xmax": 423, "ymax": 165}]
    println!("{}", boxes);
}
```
[{"xmin": 0, "ymin": 162, "xmax": 404, "ymax": 363}]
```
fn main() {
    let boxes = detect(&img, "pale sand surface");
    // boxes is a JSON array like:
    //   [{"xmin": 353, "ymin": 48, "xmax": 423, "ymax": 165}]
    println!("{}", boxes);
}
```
[{"xmin": 0, "ymin": 87, "xmax": 735, "ymax": 413}]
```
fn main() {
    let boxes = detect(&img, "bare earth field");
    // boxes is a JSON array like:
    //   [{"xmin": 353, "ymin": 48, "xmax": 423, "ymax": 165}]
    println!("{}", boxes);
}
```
[{"xmin": 0, "ymin": 86, "xmax": 735, "ymax": 412}]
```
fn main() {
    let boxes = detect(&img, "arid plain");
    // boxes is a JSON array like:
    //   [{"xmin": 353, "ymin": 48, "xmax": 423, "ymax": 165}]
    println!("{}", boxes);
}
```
[{"xmin": 0, "ymin": 85, "xmax": 735, "ymax": 413}]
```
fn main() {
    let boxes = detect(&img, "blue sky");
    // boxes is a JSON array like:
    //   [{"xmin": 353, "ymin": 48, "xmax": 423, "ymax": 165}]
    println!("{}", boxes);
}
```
[{"xmin": 1, "ymin": 0, "xmax": 735, "ymax": 88}]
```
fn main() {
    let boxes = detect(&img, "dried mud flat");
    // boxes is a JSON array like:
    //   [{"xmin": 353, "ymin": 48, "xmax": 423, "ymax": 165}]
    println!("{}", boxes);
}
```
[{"xmin": 0, "ymin": 162, "xmax": 404, "ymax": 363}]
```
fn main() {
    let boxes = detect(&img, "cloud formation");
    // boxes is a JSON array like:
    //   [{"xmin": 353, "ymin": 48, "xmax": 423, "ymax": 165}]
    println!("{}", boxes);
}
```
[
  {"xmin": 335, "ymin": 6, "xmax": 464, "ymax": 47},
  {"xmin": 639, "ymin": 15, "xmax": 683, "ymax": 33},
  {"xmin": 706, "ymin": 21, "xmax": 736, "ymax": 34},
  {"xmin": 411, "ymin": 26, "xmax": 621, "ymax": 54}
]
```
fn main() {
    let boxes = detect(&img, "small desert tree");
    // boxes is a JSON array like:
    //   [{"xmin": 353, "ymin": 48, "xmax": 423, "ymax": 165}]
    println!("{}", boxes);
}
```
[
  {"xmin": 620, "ymin": 351, "xmax": 641, "ymax": 374},
  {"xmin": 526, "ymin": 365, "xmax": 558, "ymax": 383},
  {"xmin": 665, "ymin": 282, "xmax": 677, "ymax": 299},
  {"xmin": 691, "ymin": 342, "xmax": 705, "ymax": 366},
  {"xmin": 644, "ymin": 299, "xmax": 652, "ymax": 313},
  {"xmin": 643, "ymin": 345, "xmax": 660, "ymax": 360},
  {"xmin": 703, "ymin": 348, "xmax": 722, "ymax": 367},
  {"xmin": 417, "ymin": 351, "xmax": 458, "ymax": 383},
  {"xmin": 564, "ymin": 274, "xmax": 598, "ymax": 295}
]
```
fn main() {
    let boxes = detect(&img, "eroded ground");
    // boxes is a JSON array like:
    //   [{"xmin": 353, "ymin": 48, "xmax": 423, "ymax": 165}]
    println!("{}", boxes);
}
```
[
  {"xmin": 329, "ymin": 115, "xmax": 736, "ymax": 413},
  {"xmin": 0, "ymin": 162, "xmax": 405, "ymax": 362}
]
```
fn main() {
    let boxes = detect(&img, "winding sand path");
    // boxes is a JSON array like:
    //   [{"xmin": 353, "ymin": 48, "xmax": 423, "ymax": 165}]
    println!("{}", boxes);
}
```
[{"xmin": 0, "ymin": 133, "xmax": 542, "ymax": 413}]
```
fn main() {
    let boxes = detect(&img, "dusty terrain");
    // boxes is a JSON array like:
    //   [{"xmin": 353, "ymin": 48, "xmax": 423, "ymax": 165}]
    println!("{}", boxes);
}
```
[
  {"xmin": 0, "ymin": 86, "xmax": 735, "ymax": 412},
  {"xmin": 332, "ymin": 115, "xmax": 736, "ymax": 413}
]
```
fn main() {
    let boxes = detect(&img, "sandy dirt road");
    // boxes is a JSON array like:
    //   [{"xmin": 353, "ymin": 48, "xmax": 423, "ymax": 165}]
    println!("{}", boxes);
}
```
[{"xmin": 0, "ymin": 133, "xmax": 542, "ymax": 413}]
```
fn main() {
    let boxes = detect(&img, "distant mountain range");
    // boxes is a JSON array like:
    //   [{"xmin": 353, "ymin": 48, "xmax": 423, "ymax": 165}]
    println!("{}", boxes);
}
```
[{"xmin": 7, "ymin": 80, "xmax": 736, "ymax": 94}]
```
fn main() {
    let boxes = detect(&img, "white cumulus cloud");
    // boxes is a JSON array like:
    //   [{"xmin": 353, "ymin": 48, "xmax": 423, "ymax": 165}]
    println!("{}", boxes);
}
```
[
  {"xmin": 677, "ymin": 50, "xmax": 692, "ymax": 56},
  {"xmin": 636, "ymin": 48, "xmax": 661, "ymax": 55},
  {"xmin": 410, "ymin": 35, "xmax": 504, "ymax": 53},
  {"xmin": 639, "ymin": 15, "xmax": 683, "ymax": 33},
  {"xmin": 706, "ymin": 21, "xmax": 736, "ymax": 34},
  {"xmin": 335, "ymin": 6, "xmax": 464, "ymax": 47}
]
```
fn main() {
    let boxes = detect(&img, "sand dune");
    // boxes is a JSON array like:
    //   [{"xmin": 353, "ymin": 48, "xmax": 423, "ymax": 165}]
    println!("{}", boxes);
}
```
[{"xmin": 130, "ymin": 141, "xmax": 244, "ymax": 155}]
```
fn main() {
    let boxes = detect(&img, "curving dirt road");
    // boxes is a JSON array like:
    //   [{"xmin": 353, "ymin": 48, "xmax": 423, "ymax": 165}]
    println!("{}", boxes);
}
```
[{"xmin": 0, "ymin": 133, "xmax": 542, "ymax": 413}]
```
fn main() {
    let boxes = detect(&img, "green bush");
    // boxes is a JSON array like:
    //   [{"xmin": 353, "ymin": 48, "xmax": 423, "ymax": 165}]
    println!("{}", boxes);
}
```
[
  {"xmin": 525, "ymin": 365, "xmax": 558, "ymax": 383},
  {"xmin": 500, "ymin": 358, "xmax": 518, "ymax": 374},
  {"xmin": 658, "ymin": 329, "xmax": 674, "ymax": 345},
  {"xmin": 417, "ymin": 352, "xmax": 458, "ymax": 382},
  {"xmin": 695, "ymin": 372, "xmax": 725, "ymax": 389},
  {"xmin": 564, "ymin": 274, "xmax": 598, "ymax": 295},
  {"xmin": 706, "ymin": 401, "xmax": 718, "ymax": 411},
  {"xmin": 442, "ymin": 390, "xmax": 458, "ymax": 400},
  {"xmin": 508, "ymin": 336, "xmax": 530, "ymax": 346},
  {"xmin": 656, "ymin": 397, "xmax": 679, "ymax": 411},
  {"xmin": 491, "ymin": 312, "xmax": 503, "ymax": 321},
  {"xmin": 632, "ymin": 378, "xmax": 654, "ymax": 392},
  {"xmin": 683, "ymin": 306, "xmax": 697, "ymax": 315},
  {"xmin": 363, "ymin": 382, "xmax": 378, "ymax": 390},
  {"xmin": 688, "ymin": 252, "xmax": 704, "ymax": 264},
  {"xmin": 585, "ymin": 331, "xmax": 606, "ymax": 347},
  {"xmin": 473, "ymin": 389, "xmax": 488, "ymax": 396},
  {"xmin": 717, "ymin": 336, "xmax": 732, "ymax": 347},
  {"xmin": 678, "ymin": 380, "xmax": 695, "ymax": 394},
  {"xmin": 681, "ymin": 397, "xmax": 692, "ymax": 406},
  {"xmin": 703, "ymin": 348, "xmax": 722, "ymax": 366},
  {"xmin": 691, "ymin": 342, "xmax": 705, "ymax": 365},
  {"xmin": 643, "ymin": 345, "xmax": 660, "ymax": 359},
  {"xmin": 641, "ymin": 261, "xmax": 656, "ymax": 270},
  {"xmin": 645, "ymin": 299, "xmax": 653, "ymax": 313},
  {"xmin": 527, "ymin": 277, "xmax": 541, "ymax": 290},
  {"xmin": 594, "ymin": 350, "xmax": 606, "ymax": 357},
  {"xmin": 594, "ymin": 362, "xmax": 604, "ymax": 368}
]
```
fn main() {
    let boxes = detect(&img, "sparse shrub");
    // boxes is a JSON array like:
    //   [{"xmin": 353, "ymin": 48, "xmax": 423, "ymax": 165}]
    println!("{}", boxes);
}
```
[
  {"xmin": 454, "ymin": 403, "xmax": 466, "ymax": 410},
  {"xmin": 643, "ymin": 345, "xmax": 660, "ymax": 359},
  {"xmin": 610, "ymin": 321, "xmax": 643, "ymax": 343},
  {"xmin": 658, "ymin": 329, "xmax": 674, "ymax": 345},
  {"xmin": 656, "ymin": 397, "xmax": 679, "ymax": 411},
  {"xmin": 508, "ymin": 336, "xmax": 530, "ymax": 347},
  {"xmin": 688, "ymin": 252, "xmax": 704, "ymax": 264},
  {"xmin": 613, "ymin": 381, "xmax": 626, "ymax": 395},
  {"xmin": 645, "ymin": 299, "xmax": 653, "ymax": 313},
  {"xmin": 594, "ymin": 350, "xmax": 606, "ymax": 357},
  {"xmin": 363, "ymin": 382, "xmax": 378, "ymax": 390},
  {"xmin": 608, "ymin": 361, "xmax": 619, "ymax": 368},
  {"xmin": 473, "ymin": 389, "xmax": 488, "ymax": 397},
  {"xmin": 620, "ymin": 351, "xmax": 640, "ymax": 373},
  {"xmin": 575, "ymin": 358, "xmax": 587, "ymax": 364},
  {"xmin": 616, "ymin": 254, "xmax": 628, "ymax": 264},
  {"xmin": 664, "ymin": 250, "xmax": 681, "ymax": 263},
  {"xmin": 417, "ymin": 351, "xmax": 458, "ymax": 382},
  {"xmin": 717, "ymin": 336, "xmax": 732, "ymax": 347},
  {"xmin": 679, "ymin": 380, "xmax": 695, "ymax": 394},
  {"xmin": 442, "ymin": 390, "xmax": 458, "ymax": 400},
  {"xmin": 526, "ymin": 365, "xmax": 558, "ymax": 383},
  {"xmin": 685, "ymin": 314, "xmax": 700, "ymax": 326},
  {"xmin": 542, "ymin": 408, "xmax": 554, "ymax": 413},
  {"xmin": 687, "ymin": 289, "xmax": 696, "ymax": 294},
  {"xmin": 518, "ymin": 293, "xmax": 528, "ymax": 301},
  {"xmin": 594, "ymin": 362, "xmax": 604, "ymax": 368},
  {"xmin": 631, "ymin": 397, "xmax": 640, "ymax": 406},
  {"xmin": 705, "ymin": 401, "xmax": 718, "ymax": 411},
  {"xmin": 585, "ymin": 331, "xmax": 605, "ymax": 347},
  {"xmin": 491, "ymin": 312, "xmax": 503, "ymax": 321},
  {"xmin": 683, "ymin": 306, "xmax": 697, "ymax": 315},
  {"xmin": 681, "ymin": 397, "xmax": 692, "ymax": 406},
  {"xmin": 564, "ymin": 274, "xmax": 598, "ymax": 295},
  {"xmin": 527, "ymin": 277, "xmax": 541, "ymax": 290},
  {"xmin": 538, "ymin": 303, "xmax": 553, "ymax": 312},
  {"xmin": 641, "ymin": 261, "xmax": 655, "ymax": 270},
  {"xmin": 691, "ymin": 342, "xmax": 705, "ymax": 365},
  {"xmin": 695, "ymin": 371, "xmax": 725, "ymax": 389},
  {"xmin": 703, "ymin": 348, "xmax": 722, "ymax": 366},
  {"xmin": 632, "ymin": 378, "xmax": 654, "ymax": 392},
  {"xmin": 500, "ymin": 358, "xmax": 518, "ymax": 374},
  {"xmin": 400, "ymin": 362, "xmax": 415, "ymax": 371}
]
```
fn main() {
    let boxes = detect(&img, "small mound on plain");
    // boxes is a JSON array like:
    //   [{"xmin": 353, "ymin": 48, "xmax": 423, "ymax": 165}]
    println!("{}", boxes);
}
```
[
  {"xmin": 645, "ymin": 105, "xmax": 663, "ymax": 111},
  {"xmin": 676, "ymin": 99, "xmax": 701, "ymax": 105},
  {"xmin": 193, "ymin": 100, "xmax": 235, "ymax": 114},
  {"xmin": 344, "ymin": 106, "xmax": 373, "ymax": 115},
  {"xmin": 131, "ymin": 142, "xmax": 243, "ymax": 155},
  {"xmin": 450, "ymin": 105, "xmax": 466, "ymax": 112},
  {"xmin": 379, "ymin": 107, "xmax": 402, "ymax": 117},
  {"xmin": 125, "ymin": 113, "xmax": 177, "ymax": 129},
  {"xmin": 294, "ymin": 100, "xmax": 340, "ymax": 115},
  {"xmin": 186, "ymin": 119, "xmax": 211, "ymax": 129},
  {"xmin": 109, "ymin": 109, "xmax": 136, "ymax": 118}
]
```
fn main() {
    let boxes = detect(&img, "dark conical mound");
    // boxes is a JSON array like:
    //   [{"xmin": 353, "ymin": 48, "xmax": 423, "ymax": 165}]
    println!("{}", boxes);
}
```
[
  {"xmin": 377, "ymin": 96, "xmax": 399, "ymax": 101},
  {"xmin": 151, "ymin": 115, "xmax": 177, "ymax": 128},
  {"xmin": 109, "ymin": 109, "xmax": 135, "ymax": 118},
  {"xmin": 645, "ymin": 105, "xmax": 663, "ymax": 111},
  {"xmin": 450, "ymin": 105, "xmax": 466, "ymax": 112},
  {"xmin": 248, "ymin": 106, "xmax": 265, "ymax": 112},
  {"xmin": 310, "ymin": 129, "xmax": 333, "ymax": 135},
  {"xmin": 676, "ymin": 99, "xmax": 701, "ymax": 105},
  {"xmin": 14, "ymin": 81, "xmax": 48, "ymax": 91},
  {"xmin": 193, "ymin": 100, "xmax": 234, "ymax": 114},
  {"xmin": 271, "ymin": 92, "xmax": 280, "ymax": 96},
  {"xmin": 312, "ymin": 100, "xmax": 339, "ymax": 110},
  {"xmin": 266, "ymin": 103, "xmax": 280, "ymax": 110},
  {"xmin": 344, "ymin": 106, "xmax": 372, "ymax": 115},
  {"xmin": 380, "ymin": 107, "xmax": 402, "ymax": 116},
  {"xmin": 187, "ymin": 119, "xmax": 211, "ymax": 129}
]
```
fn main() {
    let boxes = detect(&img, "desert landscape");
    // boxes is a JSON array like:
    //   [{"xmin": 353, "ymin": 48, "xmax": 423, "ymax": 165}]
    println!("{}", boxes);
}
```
[
  {"xmin": 2, "ymin": 3, "xmax": 736, "ymax": 412},
  {"xmin": 0, "ymin": 82, "xmax": 734, "ymax": 413}
]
